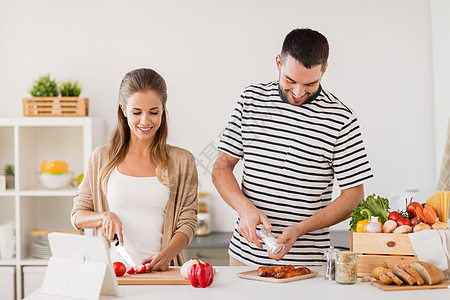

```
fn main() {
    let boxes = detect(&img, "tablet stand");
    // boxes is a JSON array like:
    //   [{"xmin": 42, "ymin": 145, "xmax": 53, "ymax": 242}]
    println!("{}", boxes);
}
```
[{"xmin": 41, "ymin": 253, "xmax": 107, "ymax": 300}]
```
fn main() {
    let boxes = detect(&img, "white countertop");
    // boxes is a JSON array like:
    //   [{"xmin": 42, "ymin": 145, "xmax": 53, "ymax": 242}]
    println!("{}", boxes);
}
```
[{"xmin": 25, "ymin": 266, "xmax": 449, "ymax": 300}]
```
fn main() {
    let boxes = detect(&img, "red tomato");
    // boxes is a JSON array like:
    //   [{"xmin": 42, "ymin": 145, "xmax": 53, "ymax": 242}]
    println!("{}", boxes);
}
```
[
  {"xmin": 407, "ymin": 204, "xmax": 416, "ymax": 218},
  {"xmin": 113, "ymin": 261, "xmax": 126, "ymax": 277},
  {"xmin": 135, "ymin": 264, "xmax": 147, "ymax": 274},
  {"xmin": 388, "ymin": 211, "xmax": 400, "ymax": 222},
  {"xmin": 126, "ymin": 266, "xmax": 136, "ymax": 274},
  {"xmin": 396, "ymin": 218, "xmax": 412, "ymax": 227}
]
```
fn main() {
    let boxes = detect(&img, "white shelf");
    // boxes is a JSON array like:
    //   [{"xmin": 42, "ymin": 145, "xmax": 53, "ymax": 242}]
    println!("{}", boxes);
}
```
[{"xmin": 0, "ymin": 117, "xmax": 104, "ymax": 300}]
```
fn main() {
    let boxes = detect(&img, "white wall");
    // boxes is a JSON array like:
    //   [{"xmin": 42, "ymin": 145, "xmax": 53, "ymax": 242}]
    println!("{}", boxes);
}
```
[{"xmin": 0, "ymin": 0, "xmax": 446, "ymax": 232}]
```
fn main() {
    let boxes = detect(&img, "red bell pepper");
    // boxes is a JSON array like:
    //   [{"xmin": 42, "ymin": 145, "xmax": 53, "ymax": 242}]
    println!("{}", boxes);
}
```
[{"xmin": 188, "ymin": 262, "xmax": 214, "ymax": 288}]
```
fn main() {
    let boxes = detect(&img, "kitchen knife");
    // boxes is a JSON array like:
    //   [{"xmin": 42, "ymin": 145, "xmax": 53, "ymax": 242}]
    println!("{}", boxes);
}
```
[{"xmin": 114, "ymin": 234, "xmax": 137, "ymax": 267}]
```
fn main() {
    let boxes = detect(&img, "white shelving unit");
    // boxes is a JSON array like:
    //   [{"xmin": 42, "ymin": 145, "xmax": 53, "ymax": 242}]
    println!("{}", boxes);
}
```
[{"xmin": 0, "ymin": 117, "xmax": 104, "ymax": 300}]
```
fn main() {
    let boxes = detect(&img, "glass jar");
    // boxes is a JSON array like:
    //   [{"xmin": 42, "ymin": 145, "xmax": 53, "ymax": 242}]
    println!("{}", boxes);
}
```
[
  {"xmin": 196, "ymin": 192, "xmax": 211, "ymax": 236},
  {"xmin": 335, "ymin": 251, "xmax": 357, "ymax": 284}
]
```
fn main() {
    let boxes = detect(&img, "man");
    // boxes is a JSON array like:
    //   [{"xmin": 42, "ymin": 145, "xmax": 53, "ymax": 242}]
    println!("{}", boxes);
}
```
[{"xmin": 212, "ymin": 28, "xmax": 373, "ymax": 266}]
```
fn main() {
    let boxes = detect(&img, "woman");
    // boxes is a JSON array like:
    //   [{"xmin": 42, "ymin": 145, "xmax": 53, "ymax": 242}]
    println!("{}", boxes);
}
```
[{"xmin": 70, "ymin": 68, "xmax": 198, "ymax": 271}]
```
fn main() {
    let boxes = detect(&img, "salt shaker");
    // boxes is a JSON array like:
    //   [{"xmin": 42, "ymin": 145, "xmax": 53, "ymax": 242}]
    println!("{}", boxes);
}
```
[
  {"xmin": 324, "ymin": 246, "xmax": 336, "ymax": 280},
  {"xmin": 256, "ymin": 227, "xmax": 285, "ymax": 256}
]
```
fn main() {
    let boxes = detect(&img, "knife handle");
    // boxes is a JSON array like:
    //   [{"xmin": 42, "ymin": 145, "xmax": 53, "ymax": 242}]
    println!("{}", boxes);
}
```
[{"xmin": 113, "ymin": 233, "xmax": 119, "ymax": 246}]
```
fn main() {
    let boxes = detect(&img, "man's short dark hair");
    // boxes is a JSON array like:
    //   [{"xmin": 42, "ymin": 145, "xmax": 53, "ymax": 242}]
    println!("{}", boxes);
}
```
[{"xmin": 281, "ymin": 28, "xmax": 329, "ymax": 70}]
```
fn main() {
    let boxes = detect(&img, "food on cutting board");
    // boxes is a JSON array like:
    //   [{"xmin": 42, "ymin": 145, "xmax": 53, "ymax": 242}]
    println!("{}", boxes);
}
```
[
  {"xmin": 113, "ymin": 261, "xmax": 126, "ymax": 277},
  {"xmin": 257, "ymin": 265, "xmax": 312, "ymax": 279},
  {"xmin": 371, "ymin": 261, "xmax": 444, "ymax": 286},
  {"xmin": 350, "ymin": 192, "xmax": 449, "ymax": 233}
]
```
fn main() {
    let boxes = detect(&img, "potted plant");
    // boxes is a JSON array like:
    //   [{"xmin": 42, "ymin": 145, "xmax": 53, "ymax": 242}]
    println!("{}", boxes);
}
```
[
  {"xmin": 23, "ymin": 74, "xmax": 89, "ymax": 117},
  {"xmin": 3, "ymin": 164, "xmax": 14, "ymax": 189}
]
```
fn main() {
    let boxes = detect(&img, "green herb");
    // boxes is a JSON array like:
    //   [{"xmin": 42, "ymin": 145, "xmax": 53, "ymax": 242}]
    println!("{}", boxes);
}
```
[{"xmin": 349, "ymin": 194, "xmax": 390, "ymax": 231}]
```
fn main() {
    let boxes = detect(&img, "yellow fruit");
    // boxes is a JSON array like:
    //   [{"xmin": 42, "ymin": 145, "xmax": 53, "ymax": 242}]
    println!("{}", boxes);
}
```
[
  {"xmin": 41, "ymin": 161, "xmax": 68, "ymax": 173},
  {"xmin": 75, "ymin": 173, "xmax": 84, "ymax": 185}
]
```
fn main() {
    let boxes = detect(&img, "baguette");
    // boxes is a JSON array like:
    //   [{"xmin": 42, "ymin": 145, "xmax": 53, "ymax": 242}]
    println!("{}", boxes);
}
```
[
  {"xmin": 384, "ymin": 269, "xmax": 404, "ymax": 286},
  {"xmin": 393, "ymin": 265, "xmax": 417, "ymax": 285},
  {"xmin": 401, "ymin": 264, "xmax": 425, "ymax": 286},
  {"xmin": 410, "ymin": 262, "xmax": 444, "ymax": 285}
]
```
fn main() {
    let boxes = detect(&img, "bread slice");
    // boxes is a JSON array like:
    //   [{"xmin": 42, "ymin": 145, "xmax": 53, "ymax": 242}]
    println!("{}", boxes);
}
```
[
  {"xmin": 401, "ymin": 264, "xmax": 425, "ymax": 286},
  {"xmin": 378, "ymin": 271, "xmax": 393, "ymax": 285},
  {"xmin": 410, "ymin": 262, "xmax": 444, "ymax": 285},
  {"xmin": 393, "ymin": 265, "xmax": 417, "ymax": 285},
  {"xmin": 384, "ymin": 269, "xmax": 404, "ymax": 286}
]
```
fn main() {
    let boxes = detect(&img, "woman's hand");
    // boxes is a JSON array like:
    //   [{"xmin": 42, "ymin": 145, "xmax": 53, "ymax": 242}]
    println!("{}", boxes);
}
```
[
  {"xmin": 101, "ymin": 212, "xmax": 123, "ymax": 244},
  {"xmin": 142, "ymin": 253, "xmax": 170, "ymax": 271}
]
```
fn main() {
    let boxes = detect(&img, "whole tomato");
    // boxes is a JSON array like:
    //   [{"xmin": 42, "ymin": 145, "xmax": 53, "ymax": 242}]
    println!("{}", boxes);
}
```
[
  {"xmin": 388, "ymin": 211, "xmax": 400, "ymax": 222},
  {"xmin": 396, "ymin": 218, "xmax": 412, "ymax": 227},
  {"xmin": 113, "ymin": 261, "xmax": 126, "ymax": 277}
]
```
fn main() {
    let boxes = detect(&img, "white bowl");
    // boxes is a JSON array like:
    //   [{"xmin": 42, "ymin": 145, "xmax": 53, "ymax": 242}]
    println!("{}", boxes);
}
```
[{"xmin": 37, "ymin": 172, "xmax": 72, "ymax": 190}]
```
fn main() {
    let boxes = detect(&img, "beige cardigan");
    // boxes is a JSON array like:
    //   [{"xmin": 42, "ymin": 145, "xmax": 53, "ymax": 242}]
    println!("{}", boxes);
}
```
[{"xmin": 70, "ymin": 144, "xmax": 199, "ymax": 266}]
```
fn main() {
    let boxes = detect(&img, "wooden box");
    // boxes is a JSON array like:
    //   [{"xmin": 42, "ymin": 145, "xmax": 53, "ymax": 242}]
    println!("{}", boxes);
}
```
[
  {"xmin": 350, "ymin": 232, "xmax": 418, "ymax": 277},
  {"xmin": 23, "ymin": 97, "xmax": 89, "ymax": 117}
]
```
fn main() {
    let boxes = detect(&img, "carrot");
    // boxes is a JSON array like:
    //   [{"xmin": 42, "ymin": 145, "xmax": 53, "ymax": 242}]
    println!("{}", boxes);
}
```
[
  {"xmin": 423, "ymin": 204, "xmax": 438, "ymax": 224},
  {"xmin": 415, "ymin": 204, "xmax": 429, "ymax": 223}
]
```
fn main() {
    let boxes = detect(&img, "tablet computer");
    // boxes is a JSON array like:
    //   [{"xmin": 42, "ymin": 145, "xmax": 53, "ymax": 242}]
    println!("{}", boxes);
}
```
[{"xmin": 45, "ymin": 232, "xmax": 119, "ymax": 297}]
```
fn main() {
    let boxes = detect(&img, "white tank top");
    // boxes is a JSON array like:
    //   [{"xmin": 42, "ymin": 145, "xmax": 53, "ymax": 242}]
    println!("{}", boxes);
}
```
[{"xmin": 107, "ymin": 167, "xmax": 169, "ymax": 264}]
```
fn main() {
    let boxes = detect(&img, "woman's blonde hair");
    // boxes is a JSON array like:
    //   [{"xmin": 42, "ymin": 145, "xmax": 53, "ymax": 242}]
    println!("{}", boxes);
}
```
[{"xmin": 99, "ymin": 68, "xmax": 169, "ymax": 193}]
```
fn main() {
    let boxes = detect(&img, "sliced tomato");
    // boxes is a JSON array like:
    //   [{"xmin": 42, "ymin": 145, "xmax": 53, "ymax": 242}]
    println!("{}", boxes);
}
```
[
  {"xmin": 135, "ymin": 264, "xmax": 147, "ymax": 274},
  {"xmin": 126, "ymin": 266, "xmax": 136, "ymax": 274}
]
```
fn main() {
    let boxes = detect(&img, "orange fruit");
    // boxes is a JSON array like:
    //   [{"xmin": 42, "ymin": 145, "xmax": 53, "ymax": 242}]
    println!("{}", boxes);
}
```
[{"xmin": 40, "ymin": 161, "xmax": 68, "ymax": 173}]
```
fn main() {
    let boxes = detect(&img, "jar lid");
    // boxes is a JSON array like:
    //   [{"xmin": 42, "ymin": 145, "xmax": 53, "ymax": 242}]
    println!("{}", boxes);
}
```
[{"xmin": 337, "ymin": 251, "xmax": 356, "ymax": 257}]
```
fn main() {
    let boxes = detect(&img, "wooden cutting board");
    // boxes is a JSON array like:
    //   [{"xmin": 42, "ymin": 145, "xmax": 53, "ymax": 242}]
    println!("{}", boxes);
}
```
[
  {"xmin": 236, "ymin": 269, "xmax": 318, "ymax": 283},
  {"xmin": 370, "ymin": 280, "xmax": 450, "ymax": 291},
  {"xmin": 117, "ymin": 267, "xmax": 189, "ymax": 285}
]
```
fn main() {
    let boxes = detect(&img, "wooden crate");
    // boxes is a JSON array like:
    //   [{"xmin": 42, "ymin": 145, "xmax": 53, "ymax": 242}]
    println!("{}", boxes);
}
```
[
  {"xmin": 23, "ymin": 97, "xmax": 89, "ymax": 117},
  {"xmin": 350, "ymin": 232, "xmax": 418, "ymax": 277}
]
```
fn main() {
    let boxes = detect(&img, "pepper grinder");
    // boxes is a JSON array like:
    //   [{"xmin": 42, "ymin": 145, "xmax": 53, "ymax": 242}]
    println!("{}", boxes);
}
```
[{"xmin": 324, "ymin": 246, "xmax": 336, "ymax": 281}]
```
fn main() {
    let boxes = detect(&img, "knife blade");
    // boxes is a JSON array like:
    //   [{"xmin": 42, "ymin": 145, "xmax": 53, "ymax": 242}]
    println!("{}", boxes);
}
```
[{"xmin": 114, "ymin": 234, "xmax": 136, "ymax": 267}]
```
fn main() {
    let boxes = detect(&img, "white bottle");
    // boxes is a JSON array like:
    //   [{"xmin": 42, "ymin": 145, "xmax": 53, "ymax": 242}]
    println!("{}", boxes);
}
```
[{"xmin": 256, "ymin": 227, "xmax": 285, "ymax": 256}]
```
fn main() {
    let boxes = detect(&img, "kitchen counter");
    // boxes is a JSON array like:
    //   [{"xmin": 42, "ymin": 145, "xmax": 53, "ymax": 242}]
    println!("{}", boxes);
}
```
[{"xmin": 25, "ymin": 266, "xmax": 449, "ymax": 300}]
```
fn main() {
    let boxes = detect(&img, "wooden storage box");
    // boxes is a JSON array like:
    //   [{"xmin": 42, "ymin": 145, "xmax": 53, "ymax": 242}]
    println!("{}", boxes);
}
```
[
  {"xmin": 350, "ymin": 232, "xmax": 418, "ymax": 277},
  {"xmin": 23, "ymin": 97, "xmax": 89, "ymax": 117}
]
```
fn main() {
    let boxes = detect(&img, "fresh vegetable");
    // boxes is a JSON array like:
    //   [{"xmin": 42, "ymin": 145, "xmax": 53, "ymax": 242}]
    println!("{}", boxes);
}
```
[
  {"xmin": 393, "ymin": 225, "xmax": 412, "ymax": 234},
  {"xmin": 388, "ymin": 211, "xmax": 401, "ymax": 222},
  {"xmin": 410, "ymin": 216, "xmax": 419, "ymax": 228},
  {"xmin": 113, "ymin": 261, "xmax": 126, "ymax": 277},
  {"xmin": 126, "ymin": 266, "xmax": 136, "ymax": 274},
  {"xmin": 349, "ymin": 194, "xmax": 390, "ymax": 231},
  {"xmin": 188, "ymin": 262, "xmax": 214, "ymax": 288},
  {"xmin": 356, "ymin": 219, "xmax": 369, "ymax": 232},
  {"xmin": 423, "ymin": 204, "xmax": 438, "ymax": 224},
  {"xmin": 406, "ymin": 200, "xmax": 422, "ymax": 218},
  {"xmin": 382, "ymin": 220, "xmax": 397, "ymax": 233},
  {"xmin": 135, "ymin": 264, "xmax": 147, "ymax": 274},
  {"xmin": 396, "ymin": 217, "xmax": 411, "ymax": 227},
  {"xmin": 431, "ymin": 219, "xmax": 448, "ymax": 230},
  {"xmin": 180, "ymin": 258, "xmax": 204, "ymax": 279},
  {"xmin": 413, "ymin": 223, "xmax": 431, "ymax": 232},
  {"xmin": 365, "ymin": 216, "xmax": 382, "ymax": 233},
  {"xmin": 414, "ymin": 204, "xmax": 428, "ymax": 222}
]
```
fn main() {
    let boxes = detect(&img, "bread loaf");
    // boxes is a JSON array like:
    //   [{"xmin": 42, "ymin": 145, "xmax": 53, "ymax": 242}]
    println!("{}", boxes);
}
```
[
  {"xmin": 401, "ymin": 264, "xmax": 425, "ymax": 286},
  {"xmin": 410, "ymin": 262, "xmax": 444, "ymax": 285},
  {"xmin": 393, "ymin": 265, "xmax": 417, "ymax": 285}
]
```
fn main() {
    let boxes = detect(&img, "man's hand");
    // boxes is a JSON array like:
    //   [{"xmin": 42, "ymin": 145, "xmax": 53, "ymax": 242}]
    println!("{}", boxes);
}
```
[
  {"xmin": 267, "ymin": 225, "xmax": 300, "ymax": 260},
  {"xmin": 237, "ymin": 204, "xmax": 272, "ymax": 249}
]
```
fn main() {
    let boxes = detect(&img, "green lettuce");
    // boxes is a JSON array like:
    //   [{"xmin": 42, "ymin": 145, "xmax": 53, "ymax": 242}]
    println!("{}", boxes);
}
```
[{"xmin": 349, "ymin": 194, "xmax": 390, "ymax": 231}]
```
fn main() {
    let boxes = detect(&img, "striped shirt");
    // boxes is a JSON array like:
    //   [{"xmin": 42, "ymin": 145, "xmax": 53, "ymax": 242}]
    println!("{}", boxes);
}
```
[{"xmin": 218, "ymin": 80, "xmax": 373, "ymax": 266}]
